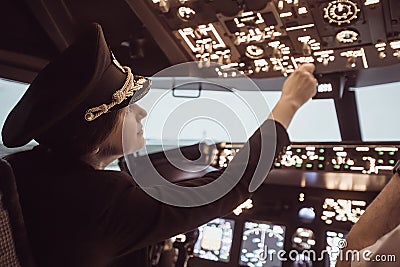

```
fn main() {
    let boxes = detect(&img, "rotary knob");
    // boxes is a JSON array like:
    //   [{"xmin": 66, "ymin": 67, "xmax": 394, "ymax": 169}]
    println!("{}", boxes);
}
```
[
  {"xmin": 324, "ymin": 0, "xmax": 360, "ymax": 26},
  {"xmin": 336, "ymin": 29, "xmax": 359, "ymax": 43}
]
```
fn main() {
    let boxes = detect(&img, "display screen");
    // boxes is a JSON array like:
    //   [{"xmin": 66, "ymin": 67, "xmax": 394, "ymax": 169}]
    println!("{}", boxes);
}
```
[
  {"xmin": 325, "ymin": 230, "xmax": 347, "ymax": 267},
  {"xmin": 239, "ymin": 221, "xmax": 286, "ymax": 267},
  {"xmin": 193, "ymin": 218, "xmax": 235, "ymax": 262}
]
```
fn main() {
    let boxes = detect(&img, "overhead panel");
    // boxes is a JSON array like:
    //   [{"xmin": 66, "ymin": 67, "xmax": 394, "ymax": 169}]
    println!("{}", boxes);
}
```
[{"xmin": 143, "ymin": 0, "xmax": 400, "ymax": 78}]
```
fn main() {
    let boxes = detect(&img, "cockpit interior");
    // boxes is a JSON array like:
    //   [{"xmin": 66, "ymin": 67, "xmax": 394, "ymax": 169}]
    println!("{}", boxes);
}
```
[{"xmin": 1, "ymin": 0, "xmax": 400, "ymax": 266}]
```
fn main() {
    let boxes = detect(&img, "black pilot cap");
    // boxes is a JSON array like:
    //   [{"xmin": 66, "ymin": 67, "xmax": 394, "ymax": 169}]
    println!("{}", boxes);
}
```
[{"xmin": 2, "ymin": 23, "xmax": 151, "ymax": 148}]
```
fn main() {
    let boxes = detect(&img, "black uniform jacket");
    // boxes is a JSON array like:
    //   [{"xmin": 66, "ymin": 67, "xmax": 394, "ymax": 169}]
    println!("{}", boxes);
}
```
[{"xmin": 6, "ymin": 120, "xmax": 289, "ymax": 267}]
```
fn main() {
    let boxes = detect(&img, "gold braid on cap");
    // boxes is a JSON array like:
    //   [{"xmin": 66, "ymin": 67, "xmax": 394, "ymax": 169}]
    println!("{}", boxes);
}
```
[{"xmin": 84, "ymin": 66, "xmax": 146, "ymax": 122}]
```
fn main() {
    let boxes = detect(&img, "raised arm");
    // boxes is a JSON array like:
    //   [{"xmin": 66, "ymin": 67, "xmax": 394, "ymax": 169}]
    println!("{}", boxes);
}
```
[{"xmin": 269, "ymin": 63, "xmax": 317, "ymax": 129}]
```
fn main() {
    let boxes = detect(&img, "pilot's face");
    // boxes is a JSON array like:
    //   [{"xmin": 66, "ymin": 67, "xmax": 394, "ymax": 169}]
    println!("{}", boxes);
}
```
[
  {"xmin": 123, "ymin": 103, "xmax": 147, "ymax": 154},
  {"xmin": 103, "ymin": 103, "xmax": 147, "ymax": 157}
]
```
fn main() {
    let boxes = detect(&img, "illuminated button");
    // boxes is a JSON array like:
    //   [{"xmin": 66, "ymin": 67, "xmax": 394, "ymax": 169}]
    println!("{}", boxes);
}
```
[
  {"xmin": 333, "ymin": 164, "xmax": 341, "ymax": 170},
  {"xmin": 296, "ymin": 149, "xmax": 302, "ymax": 153},
  {"xmin": 319, "ymin": 149, "xmax": 325, "ymax": 153},
  {"xmin": 389, "ymin": 159, "xmax": 396, "ymax": 165},
  {"xmin": 344, "ymin": 164, "xmax": 350, "ymax": 170},
  {"xmin": 275, "ymin": 162, "xmax": 282, "ymax": 168},
  {"xmin": 296, "ymin": 163, "xmax": 302, "ymax": 168},
  {"xmin": 318, "ymin": 163, "xmax": 324, "ymax": 169},
  {"xmin": 389, "ymin": 151, "xmax": 396, "ymax": 156},
  {"xmin": 378, "ymin": 151, "xmax": 384, "ymax": 156},
  {"xmin": 177, "ymin": 7, "xmax": 197, "ymax": 21},
  {"xmin": 377, "ymin": 159, "xmax": 384, "ymax": 164},
  {"xmin": 306, "ymin": 163, "xmax": 313, "ymax": 169},
  {"xmin": 318, "ymin": 156, "xmax": 325, "ymax": 161}
]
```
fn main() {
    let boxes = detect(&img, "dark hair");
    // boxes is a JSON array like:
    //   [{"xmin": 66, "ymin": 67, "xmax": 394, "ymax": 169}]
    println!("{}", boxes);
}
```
[{"xmin": 35, "ymin": 108, "xmax": 124, "ymax": 156}]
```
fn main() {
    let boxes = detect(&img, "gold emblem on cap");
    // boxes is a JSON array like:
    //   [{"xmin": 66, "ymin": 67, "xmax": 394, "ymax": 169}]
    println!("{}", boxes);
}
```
[{"xmin": 84, "ymin": 66, "xmax": 147, "ymax": 121}]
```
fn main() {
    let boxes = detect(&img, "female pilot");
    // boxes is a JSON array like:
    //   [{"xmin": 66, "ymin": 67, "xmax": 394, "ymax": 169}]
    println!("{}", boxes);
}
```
[{"xmin": 2, "ymin": 23, "xmax": 317, "ymax": 266}]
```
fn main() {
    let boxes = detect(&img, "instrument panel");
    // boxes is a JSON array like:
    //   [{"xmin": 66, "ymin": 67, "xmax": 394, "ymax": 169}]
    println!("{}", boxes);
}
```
[
  {"xmin": 213, "ymin": 142, "xmax": 399, "ymax": 175},
  {"xmin": 144, "ymin": 0, "xmax": 400, "ymax": 78},
  {"xmin": 188, "ymin": 184, "xmax": 378, "ymax": 267},
  {"xmin": 184, "ymin": 142, "xmax": 395, "ymax": 266}
]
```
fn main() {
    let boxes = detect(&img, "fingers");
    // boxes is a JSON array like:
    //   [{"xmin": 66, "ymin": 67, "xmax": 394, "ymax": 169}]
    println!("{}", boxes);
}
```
[
  {"xmin": 297, "ymin": 63, "xmax": 317, "ymax": 88},
  {"xmin": 305, "ymin": 72, "xmax": 318, "ymax": 86},
  {"xmin": 298, "ymin": 63, "xmax": 315, "ymax": 74}
]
